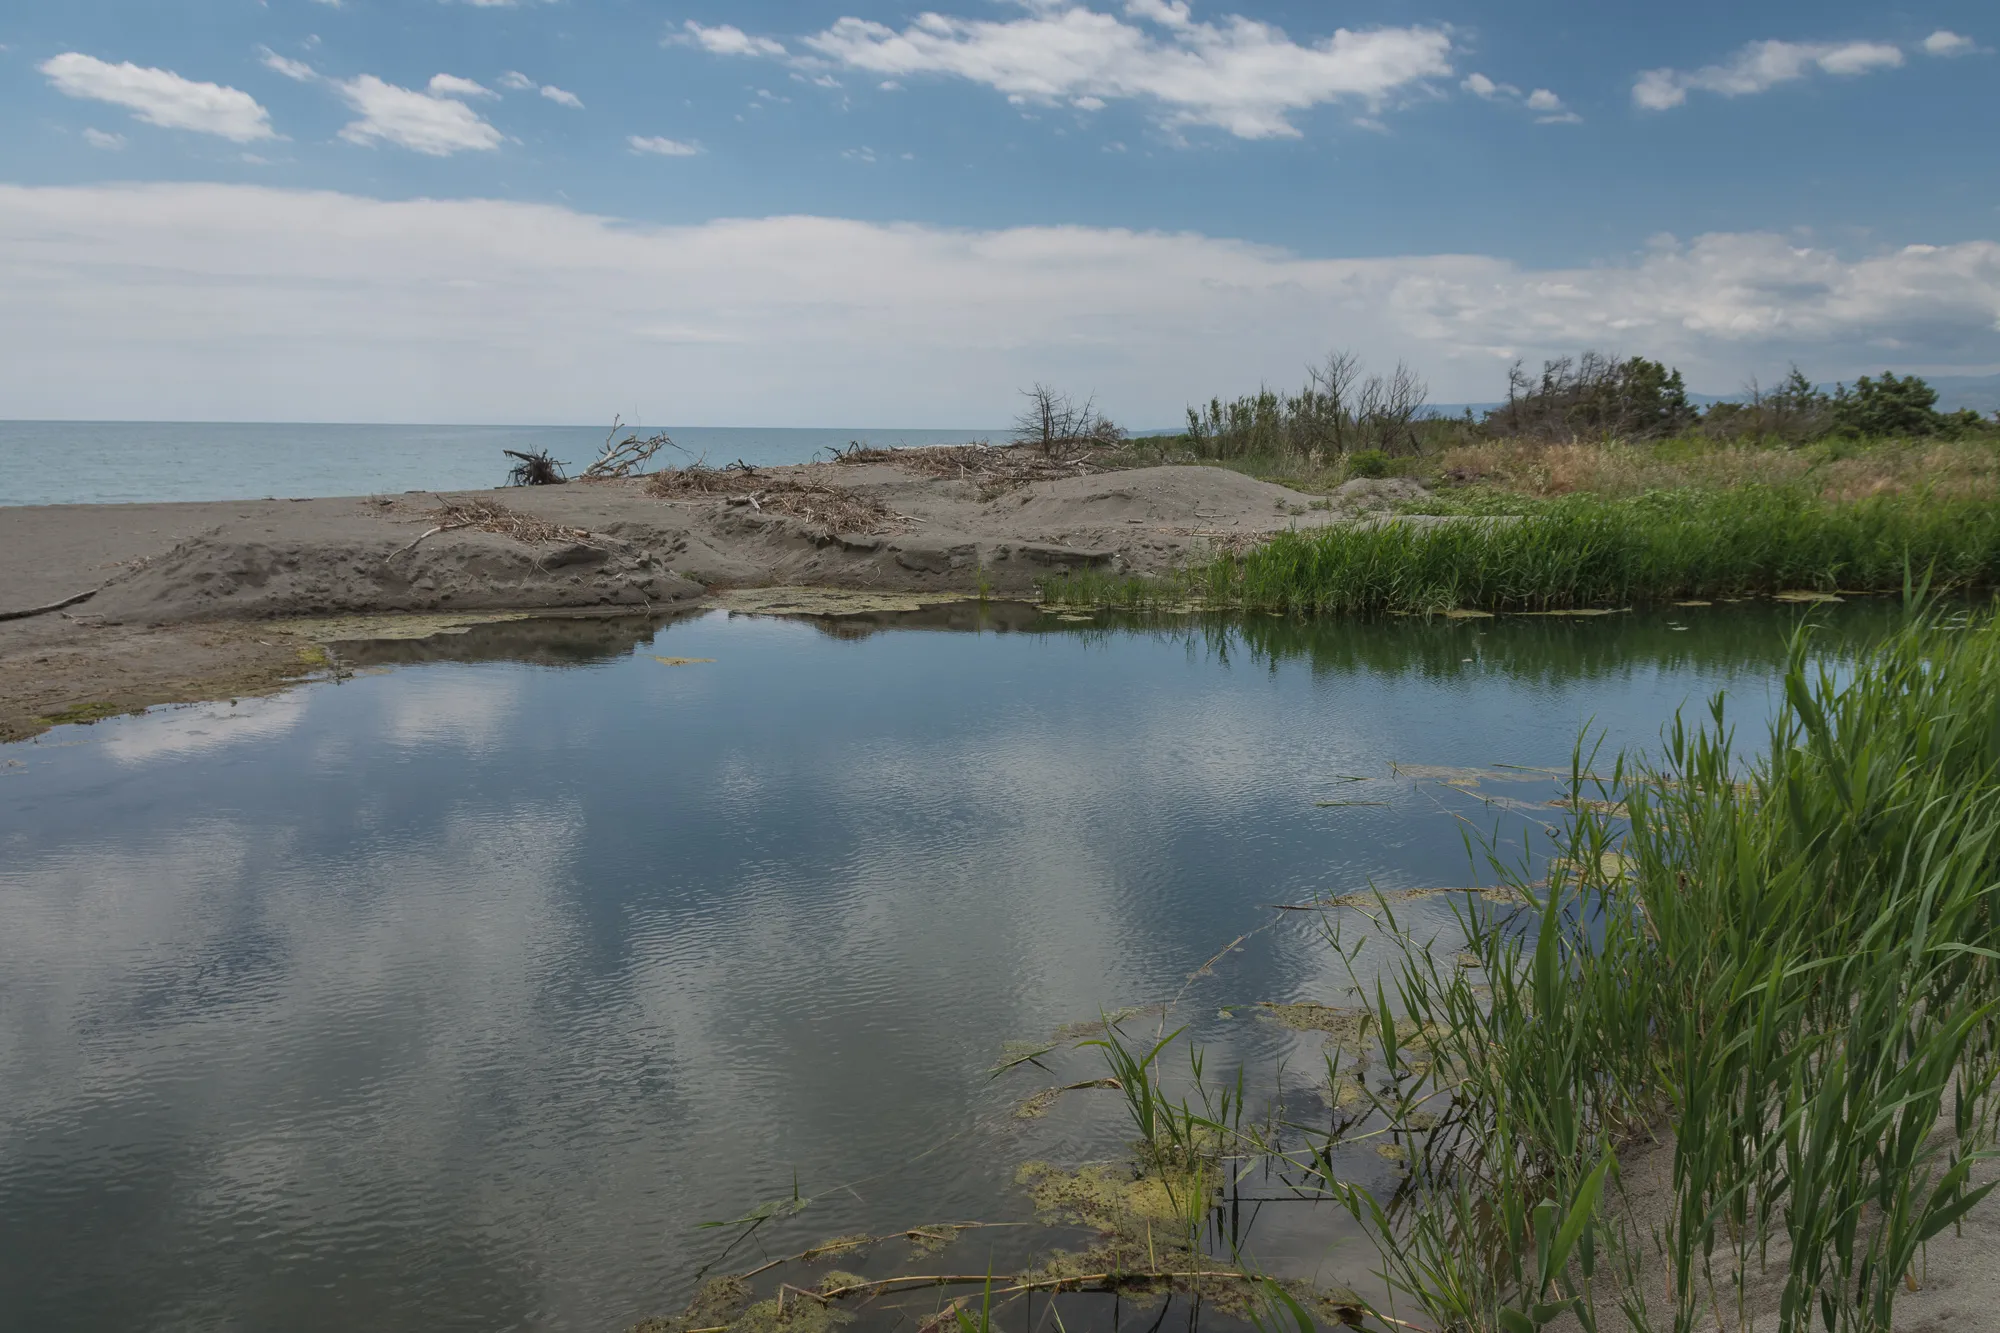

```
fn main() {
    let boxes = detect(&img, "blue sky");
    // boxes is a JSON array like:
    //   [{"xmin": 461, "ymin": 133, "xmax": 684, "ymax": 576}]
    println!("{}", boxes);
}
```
[{"xmin": 1, "ymin": 1, "xmax": 1995, "ymax": 423}]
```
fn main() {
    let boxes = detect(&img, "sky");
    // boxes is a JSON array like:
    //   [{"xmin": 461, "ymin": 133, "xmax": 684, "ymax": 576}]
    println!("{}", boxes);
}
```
[{"xmin": 1, "ymin": 0, "xmax": 1996, "ymax": 425}]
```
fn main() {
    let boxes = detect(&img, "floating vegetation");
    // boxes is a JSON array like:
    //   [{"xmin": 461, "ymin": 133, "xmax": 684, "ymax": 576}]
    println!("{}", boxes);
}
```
[
  {"xmin": 712, "ymin": 588, "xmax": 977, "ymax": 618},
  {"xmin": 33, "ymin": 700, "xmax": 130, "ymax": 727},
  {"xmin": 1255, "ymin": 1001, "xmax": 1436, "ymax": 1055},
  {"xmin": 265, "ymin": 611, "xmax": 532, "ymax": 643}
]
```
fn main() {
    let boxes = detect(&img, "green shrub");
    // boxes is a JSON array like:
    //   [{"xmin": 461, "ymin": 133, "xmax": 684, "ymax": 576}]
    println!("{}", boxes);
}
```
[{"xmin": 1346, "ymin": 448, "xmax": 1390, "ymax": 479}]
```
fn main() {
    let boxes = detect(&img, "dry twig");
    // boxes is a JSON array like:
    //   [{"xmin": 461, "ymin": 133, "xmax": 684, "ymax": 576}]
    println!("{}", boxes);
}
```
[{"xmin": 385, "ymin": 497, "xmax": 602, "ymax": 559}]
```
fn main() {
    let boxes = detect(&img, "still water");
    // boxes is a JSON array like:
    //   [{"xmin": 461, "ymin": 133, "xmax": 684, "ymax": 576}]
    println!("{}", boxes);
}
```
[{"xmin": 0, "ymin": 603, "xmax": 1891, "ymax": 1331}]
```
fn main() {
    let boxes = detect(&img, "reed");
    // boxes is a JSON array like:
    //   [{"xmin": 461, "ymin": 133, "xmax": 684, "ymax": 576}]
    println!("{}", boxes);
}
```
[
  {"xmin": 1042, "ymin": 489, "xmax": 2000, "ymax": 616},
  {"xmin": 1069, "ymin": 607, "xmax": 2000, "ymax": 1332}
]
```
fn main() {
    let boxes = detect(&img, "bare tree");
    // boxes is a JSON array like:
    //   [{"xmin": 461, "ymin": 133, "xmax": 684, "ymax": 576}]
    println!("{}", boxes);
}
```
[
  {"xmin": 1355, "ymin": 361, "xmax": 1429, "ymax": 454},
  {"xmin": 1012, "ymin": 384, "xmax": 1123, "ymax": 458},
  {"xmin": 1300, "ymin": 348, "xmax": 1363, "ymax": 457}
]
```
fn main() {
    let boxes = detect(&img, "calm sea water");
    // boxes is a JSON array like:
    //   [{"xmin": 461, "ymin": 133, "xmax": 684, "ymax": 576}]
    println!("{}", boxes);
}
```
[
  {"xmin": 0, "ymin": 422, "xmax": 1008, "ymax": 507},
  {"xmin": 0, "ymin": 603, "xmax": 1891, "ymax": 1331}
]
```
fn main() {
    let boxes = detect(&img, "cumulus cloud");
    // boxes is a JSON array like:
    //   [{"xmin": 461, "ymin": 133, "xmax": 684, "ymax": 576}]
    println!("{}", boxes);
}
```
[
  {"xmin": 81, "ymin": 127, "xmax": 127, "ymax": 150},
  {"xmin": 498, "ymin": 70, "xmax": 537, "ymax": 91},
  {"xmin": 676, "ymin": 21, "xmax": 788, "ymax": 59},
  {"xmin": 1923, "ymin": 30, "xmax": 1980, "ymax": 57},
  {"xmin": 1635, "ymin": 38, "xmax": 1906, "ymax": 110},
  {"xmin": 335, "ymin": 75, "xmax": 504, "ymax": 155},
  {"xmin": 684, "ymin": 4, "xmax": 1454, "ymax": 138},
  {"xmin": 38, "ymin": 53, "xmax": 276, "ymax": 142},
  {"xmin": 539, "ymin": 85, "xmax": 583, "ymax": 108},
  {"xmin": 1, "ymin": 184, "xmax": 1995, "ymax": 424},
  {"xmin": 628, "ymin": 135, "xmax": 703, "ymax": 156}
]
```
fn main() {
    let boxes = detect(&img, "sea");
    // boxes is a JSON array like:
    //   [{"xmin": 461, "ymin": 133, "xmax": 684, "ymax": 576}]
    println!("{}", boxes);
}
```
[{"xmin": 0, "ymin": 422, "xmax": 1010, "ymax": 508}]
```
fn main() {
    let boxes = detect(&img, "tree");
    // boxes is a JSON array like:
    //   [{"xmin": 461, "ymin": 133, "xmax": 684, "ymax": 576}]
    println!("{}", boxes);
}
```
[
  {"xmin": 1485, "ymin": 352, "xmax": 1696, "ymax": 440},
  {"xmin": 1012, "ymin": 385, "xmax": 1123, "ymax": 457},
  {"xmin": 1831, "ymin": 372, "xmax": 1942, "ymax": 438}
]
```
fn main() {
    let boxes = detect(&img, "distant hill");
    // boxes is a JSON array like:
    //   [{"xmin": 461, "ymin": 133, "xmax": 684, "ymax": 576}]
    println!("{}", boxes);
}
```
[{"xmin": 1927, "ymin": 374, "xmax": 2000, "ymax": 415}]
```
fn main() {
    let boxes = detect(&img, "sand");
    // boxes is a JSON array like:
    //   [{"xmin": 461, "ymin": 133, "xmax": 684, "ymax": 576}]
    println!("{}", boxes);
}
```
[{"xmin": 0, "ymin": 454, "xmax": 1417, "ymax": 740}]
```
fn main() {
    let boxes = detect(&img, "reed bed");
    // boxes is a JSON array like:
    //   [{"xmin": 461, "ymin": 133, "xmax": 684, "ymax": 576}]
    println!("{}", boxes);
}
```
[
  {"xmin": 1080, "ymin": 607, "xmax": 2000, "ymax": 1332},
  {"xmin": 1042, "ymin": 489, "xmax": 2000, "ymax": 616}
]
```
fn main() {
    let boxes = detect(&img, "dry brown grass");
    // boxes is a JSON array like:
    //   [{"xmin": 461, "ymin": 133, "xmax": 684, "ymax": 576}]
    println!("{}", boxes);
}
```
[{"xmin": 1432, "ymin": 437, "xmax": 2000, "ymax": 502}]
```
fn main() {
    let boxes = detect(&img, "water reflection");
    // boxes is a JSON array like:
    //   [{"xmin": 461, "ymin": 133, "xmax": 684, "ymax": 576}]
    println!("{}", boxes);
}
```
[{"xmin": 0, "ymin": 602, "xmax": 1896, "ymax": 1331}]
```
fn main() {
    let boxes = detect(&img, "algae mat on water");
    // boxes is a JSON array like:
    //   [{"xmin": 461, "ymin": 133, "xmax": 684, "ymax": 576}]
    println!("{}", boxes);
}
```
[
  {"xmin": 711, "ymin": 587, "xmax": 981, "ymax": 617},
  {"xmin": 264, "ymin": 612, "xmax": 534, "ymax": 642}
]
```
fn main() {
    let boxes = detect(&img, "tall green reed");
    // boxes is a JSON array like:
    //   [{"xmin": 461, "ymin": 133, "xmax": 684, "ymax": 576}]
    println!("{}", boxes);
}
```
[
  {"xmin": 1339, "ymin": 608, "xmax": 2000, "ymax": 1332},
  {"xmin": 1075, "ymin": 607, "xmax": 2000, "ymax": 1332},
  {"xmin": 1041, "ymin": 489, "xmax": 2000, "ymax": 615}
]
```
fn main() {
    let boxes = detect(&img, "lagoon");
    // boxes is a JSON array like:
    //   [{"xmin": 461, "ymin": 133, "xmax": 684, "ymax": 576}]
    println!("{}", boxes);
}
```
[{"xmin": 0, "ymin": 601, "xmax": 1890, "ymax": 1330}]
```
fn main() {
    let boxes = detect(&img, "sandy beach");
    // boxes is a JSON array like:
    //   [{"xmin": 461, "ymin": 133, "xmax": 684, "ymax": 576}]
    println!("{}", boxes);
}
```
[{"xmin": 0, "ymin": 453, "xmax": 1421, "ymax": 740}]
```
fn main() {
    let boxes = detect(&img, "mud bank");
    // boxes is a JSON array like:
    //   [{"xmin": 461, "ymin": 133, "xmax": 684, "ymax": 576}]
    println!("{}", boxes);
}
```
[{"xmin": 0, "ymin": 455, "xmax": 1417, "ymax": 740}]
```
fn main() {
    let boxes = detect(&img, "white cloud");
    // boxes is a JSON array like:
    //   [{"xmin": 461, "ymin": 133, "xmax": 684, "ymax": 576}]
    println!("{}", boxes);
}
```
[
  {"xmin": 676, "ymin": 21, "xmax": 788, "ymax": 59},
  {"xmin": 539, "ymin": 85, "xmax": 583, "ymax": 108},
  {"xmin": 428, "ymin": 73, "xmax": 496, "ymax": 99},
  {"xmin": 721, "ymin": 4, "xmax": 1461, "ymax": 139},
  {"xmin": 81, "ymin": 128, "xmax": 127, "ymax": 150},
  {"xmin": 260, "ymin": 49, "xmax": 318, "ymax": 82},
  {"xmin": 628, "ymin": 134, "xmax": 702, "ymax": 156},
  {"xmin": 1635, "ymin": 38, "xmax": 1906, "ymax": 110},
  {"xmin": 498, "ymin": 70, "xmax": 537, "ymax": 91},
  {"xmin": 39, "ymin": 53, "xmax": 276, "ymax": 142},
  {"xmin": 1923, "ymin": 30, "xmax": 1979, "ymax": 58},
  {"xmin": 1462, "ymin": 71, "xmax": 1577, "ymax": 122},
  {"xmin": 335, "ymin": 75, "xmax": 504, "ymax": 155},
  {"xmin": 2, "ymin": 183, "xmax": 1997, "ymax": 423}
]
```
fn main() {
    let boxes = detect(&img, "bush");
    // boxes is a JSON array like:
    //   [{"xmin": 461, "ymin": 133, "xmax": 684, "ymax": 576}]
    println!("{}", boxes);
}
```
[
  {"xmin": 1833, "ymin": 371, "xmax": 1942, "ymax": 438},
  {"xmin": 1485, "ymin": 351, "xmax": 1696, "ymax": 441},
  {"xmin": 1346, "ymin": 449, "xmax": 1391, "ymax": 479}
]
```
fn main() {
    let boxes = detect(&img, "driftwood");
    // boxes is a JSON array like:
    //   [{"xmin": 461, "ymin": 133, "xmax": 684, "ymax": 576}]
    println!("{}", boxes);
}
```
[
  {"xmin": 504, "ymin": 449, "xmax": 568, "ymax": 486},
  {"xmin": 581, "ymin": 417, "xmax": 681, "ymax": 481},
  {"xmin": 0, "ymin": 586, "xmax": 100, "ymax": 623}
]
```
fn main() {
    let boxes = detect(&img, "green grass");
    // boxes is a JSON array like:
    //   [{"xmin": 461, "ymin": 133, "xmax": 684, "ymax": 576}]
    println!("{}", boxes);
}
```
[{"xmin": 1043, "ymin": 488, "xmax": 2000, "ymax": 616}]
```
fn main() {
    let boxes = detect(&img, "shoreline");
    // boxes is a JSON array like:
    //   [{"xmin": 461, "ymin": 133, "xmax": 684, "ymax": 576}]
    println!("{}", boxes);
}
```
[{"xmin": 1, "ymin": 454, "xmax": 1406, "ymax": 742}]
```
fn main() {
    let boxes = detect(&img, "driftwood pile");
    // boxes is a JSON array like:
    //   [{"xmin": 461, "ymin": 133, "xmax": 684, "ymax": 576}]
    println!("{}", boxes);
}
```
[
  {"xmin": 645, "ymin": 461, "xmax": 905, "ymax": 537},
  {"xmin": 387, "ymin": 497, "xmax": 601, "ymax": 560},
  {"xmin": 504, "ymin": 450, "xmax": 568, "ymax": 487},
  {"xmin": 504, "ymin": 420, "xmax": 680, "ymax": 488},
  {"xmin": 581, "ymin": 419, "xmax": 679, "ymax": 481},
  {"xmin": 835, "ymin": 440, "xmax": 1097, "ymax": 497}
]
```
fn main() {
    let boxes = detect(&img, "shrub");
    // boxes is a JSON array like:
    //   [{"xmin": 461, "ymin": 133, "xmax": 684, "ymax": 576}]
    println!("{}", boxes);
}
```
[{"xmin": 1346, "ymin": 449, "xmax": 1390, "ymax": 479}]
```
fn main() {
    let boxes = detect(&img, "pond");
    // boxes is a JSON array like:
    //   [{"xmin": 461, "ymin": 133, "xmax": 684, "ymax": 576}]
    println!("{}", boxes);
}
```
[{"xmin": 0, "ymin": 599, "xmax": 1896, "ymax": 1331}]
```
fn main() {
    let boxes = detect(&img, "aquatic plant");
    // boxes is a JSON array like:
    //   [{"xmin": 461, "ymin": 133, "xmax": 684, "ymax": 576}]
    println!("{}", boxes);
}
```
[{"xmin": 1086, "ymin": 606, "xmax": 2000, "ymax": 1332}]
